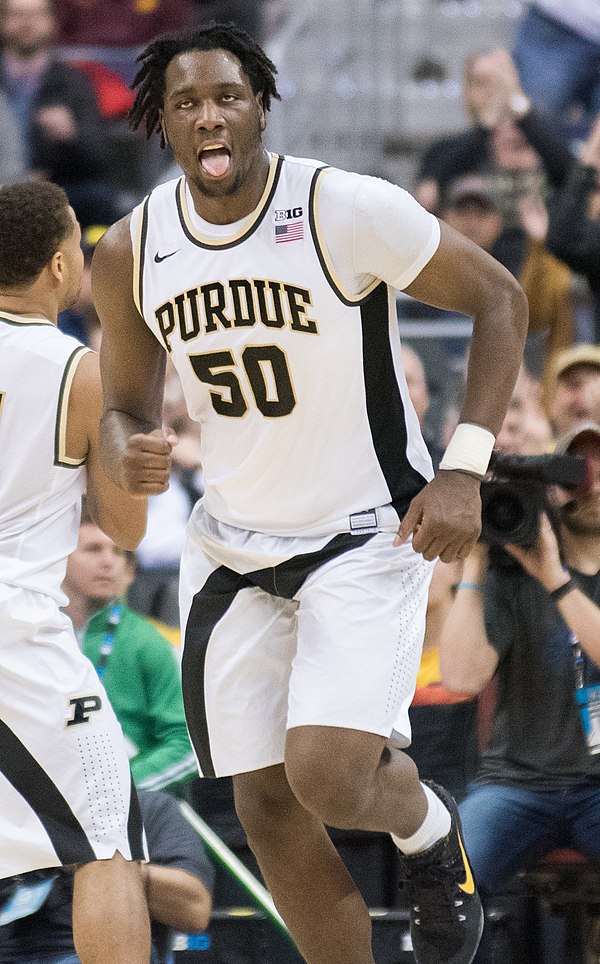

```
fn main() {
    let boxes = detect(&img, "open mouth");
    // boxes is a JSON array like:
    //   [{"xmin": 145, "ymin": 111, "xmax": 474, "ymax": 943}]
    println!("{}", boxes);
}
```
[{"xmin": 199, "ymin": 144, "xmax": 231, "ymax": 178}]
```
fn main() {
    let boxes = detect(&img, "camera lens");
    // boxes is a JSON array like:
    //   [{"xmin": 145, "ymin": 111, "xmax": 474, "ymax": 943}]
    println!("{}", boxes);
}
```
[{"xmin": 484, "ymin": 489, "xmax": 526, "ymax": 535}]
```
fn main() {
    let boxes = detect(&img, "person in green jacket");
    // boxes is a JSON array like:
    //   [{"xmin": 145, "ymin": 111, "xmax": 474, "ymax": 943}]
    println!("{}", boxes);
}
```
[{"xmin": 63, "ymin": 504, "xmax": 197, "ymax": 796}]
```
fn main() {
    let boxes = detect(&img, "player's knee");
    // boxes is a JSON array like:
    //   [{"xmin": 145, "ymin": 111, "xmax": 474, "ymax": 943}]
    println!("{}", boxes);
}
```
[
  {"xmin": 285, "ymin": 744, "xmax": 370, "ymax": 829},
  {"xmin": 234, "ymin": 771, "xmax": 295, "ymax": 844}
]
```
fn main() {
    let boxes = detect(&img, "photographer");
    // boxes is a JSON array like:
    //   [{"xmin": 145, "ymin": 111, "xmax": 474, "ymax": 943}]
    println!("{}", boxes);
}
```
[{"xmin": 440, "ymin": 421, "xmax": 600, "ymax": 961}]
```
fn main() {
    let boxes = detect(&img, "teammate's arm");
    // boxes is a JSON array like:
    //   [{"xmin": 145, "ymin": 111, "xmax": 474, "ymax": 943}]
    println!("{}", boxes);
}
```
[
  {"xmin": 65, "ymin": 350, "xmax": 148, "ymax": 549},
  {"xmin": 91, "ymin": 215, "xmax": 175, "ymax": 497}
]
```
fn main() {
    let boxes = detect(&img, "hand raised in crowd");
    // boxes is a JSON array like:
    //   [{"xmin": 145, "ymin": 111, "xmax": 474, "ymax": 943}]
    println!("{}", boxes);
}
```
[
  {"xmin": 118, "ymin": 428, "xmax": 178, "ymax": 497},
  {"xmin": 518, "ymin": 192, "xmax": 549, "ymax": 242},
  {"xmin": 35, "ymin": 105, "xmax": 77, "ymax": 142},
  {"xmin": 467, "ymin": 48, "xmax": 524, "ymax": 130},
  {"xmin": 395, "ymin": 471, "xmax": 482, "ymax": 562},
  {"xmin": 504, "ymin": 512, "xmax": 566, "ymax": 591}
]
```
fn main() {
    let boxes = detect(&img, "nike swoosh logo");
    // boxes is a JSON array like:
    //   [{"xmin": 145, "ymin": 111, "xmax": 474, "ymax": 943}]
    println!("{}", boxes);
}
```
[
  {"xmin": 457, "ymin": 829, "xmax": 475, "ymax": 895},
  {"xmin": 154, "ymin": 250, "xmax": 179, "ymax": 263}
]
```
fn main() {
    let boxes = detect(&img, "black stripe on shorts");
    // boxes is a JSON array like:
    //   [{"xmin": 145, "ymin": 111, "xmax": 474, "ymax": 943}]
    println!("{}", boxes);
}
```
[
  {"xmin": 182, "ymin": 531, "xmax": 374, "ymax": 777},
  {"xmin": 127, "ymin": 775, "xmax": 146, "ymax": 861},
  {"xmin": 0, "ymin": 718, "xmax": 96, "ymax": 866}
]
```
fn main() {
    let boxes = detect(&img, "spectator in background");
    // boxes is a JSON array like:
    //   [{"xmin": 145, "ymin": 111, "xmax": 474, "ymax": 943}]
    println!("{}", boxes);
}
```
[
  {"xmin": 62, "ymin": 504, "xmax": 198, "ymax": 796},
  {"xmin": 415, "ymin": 49, "xmax": 554, "ymax": 219},
  {"xmin": 401, "ymin": 345, "xmax": 444, "ymax": 469},
  {"xmin": 512, "ymin": 1, "xmax": 600, "ymax": 128},
  {"xmin": 415, "ymin": 52, "xmax": 501, "ymax": 214},
  {"xmin": 0, "ymin": 789, "xmax": 214, "ymax": 964},
  {"xmin": 0, "ymin": 0, "xmax": 121, "ymax": 226},
  {"xmin": 544, "ymin": 343, "xmax": 600, "ymax": 439},
  {"xmin": 440, "ymin": 175, "xmax": 574, "ymax": 375},
  {"xmin": 440, "ymin": 420, "xmax": 600, "ymax": 962},
  {"xmin": 453, "ymin": 48, "xmax": 600, "ymax": 342}
]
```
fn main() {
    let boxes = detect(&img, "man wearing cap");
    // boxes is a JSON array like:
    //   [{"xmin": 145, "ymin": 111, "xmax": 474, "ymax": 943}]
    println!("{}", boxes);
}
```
[
  {"xmin": 438, "ymin": 421, "xmax": 600, "ymax": 960},
  {"xmin": 545, "ymin": 343, "xmax": 600, "ymax": 438},
  {"xmin": 440, "ymin": 175, "xmax": 574, "ymax": 371}
]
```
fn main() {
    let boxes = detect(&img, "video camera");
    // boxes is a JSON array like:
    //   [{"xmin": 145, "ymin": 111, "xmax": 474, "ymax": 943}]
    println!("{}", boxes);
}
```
[{"xmin": 480, "ymin": 451, "xmax": 589, "ymax": 547}]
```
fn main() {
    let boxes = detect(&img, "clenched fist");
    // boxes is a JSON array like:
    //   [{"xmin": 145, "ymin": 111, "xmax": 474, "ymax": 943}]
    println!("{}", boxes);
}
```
[{"xmin": 119, "ymin": 428, "xmax": 178, "ymax": 496}]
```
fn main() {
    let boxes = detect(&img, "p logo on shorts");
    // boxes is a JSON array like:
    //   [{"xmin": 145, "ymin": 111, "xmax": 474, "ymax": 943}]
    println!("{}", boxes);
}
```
[{"xmin": 66, "ymin": 695, "xmax": 102, "ymax": 727}]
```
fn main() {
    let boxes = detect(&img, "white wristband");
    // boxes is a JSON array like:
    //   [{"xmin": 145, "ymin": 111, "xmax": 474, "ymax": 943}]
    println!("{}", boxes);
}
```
[{"xmin": 438, "ymin": 423, "xmax": 495, "ymax": 478}]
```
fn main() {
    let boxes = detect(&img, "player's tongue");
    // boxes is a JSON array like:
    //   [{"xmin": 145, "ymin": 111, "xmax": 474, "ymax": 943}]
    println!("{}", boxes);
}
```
[{"xmin": 201, "ymin": 148, "xmax": 230, "ymax": 177}]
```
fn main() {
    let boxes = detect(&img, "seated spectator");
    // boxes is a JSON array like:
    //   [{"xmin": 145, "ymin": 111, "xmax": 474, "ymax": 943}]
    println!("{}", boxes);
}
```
[
  {"xmin": 0, "ymin": 789, "xmax": 214, "ymax": 964},
  {"xmin": 440, "ymin": 175, "xmax": 574, "ymax": 375},
  {"xmin": 440, "ymin": 420, "xmax": 600, "ymax": 962},
  {"xmin": 457, "ymin": 49, "xmax": 600, "ymax": 340},
  {"xmin": 0, "ymin": 0, "xmax": 122, "ymax": 226},
  {"xmin": 415, "ymin": 51, "xmax": 504, "ymax": 215},
  {"xmin": 544, "ymin": 343, "xmax": 600, "ymax": 439},
  {"xmin": 495, "ymin": 365, "xmax": 553, "ymax": 456},
  {"xmin": 401, "ymin": 345, "xmax": 444, "ymax": 469},
  {"xmin": 414, "ymin": 48, "xmax": 560, "ymax": 219},
  {"xmin": 62, "ymin": 504, "xmax": 197, "ymax": 796}
]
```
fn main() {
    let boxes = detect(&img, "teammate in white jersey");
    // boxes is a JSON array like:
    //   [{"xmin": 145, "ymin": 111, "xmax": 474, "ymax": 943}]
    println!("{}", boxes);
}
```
[
  {"xmin": 0, "ymin": 181, "xmax": 161, "ymax": 964},
  {"xmin": 92, "ymin": 23, "xmax": 528, "ymax": 964}
]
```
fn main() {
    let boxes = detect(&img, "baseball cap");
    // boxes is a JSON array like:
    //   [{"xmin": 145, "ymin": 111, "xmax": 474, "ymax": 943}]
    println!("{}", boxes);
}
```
[
  {"xmin": 547, "ymin": 344, "xmax": 600, "ymax": 386},
  {"xmin": 443, "ymin": 175, "xmax": 498, "ymax": 209},
  {"xmin": 554, "ymin": 420, "xmax": 600, "ymax": 455}
]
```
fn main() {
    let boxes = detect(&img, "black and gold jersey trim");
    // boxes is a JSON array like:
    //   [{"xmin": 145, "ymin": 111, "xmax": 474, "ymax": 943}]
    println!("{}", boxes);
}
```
[
  {"xmin": 54, "ymin": 345, "xmax": 90, "ymax": 468},
  {"xmin": 133, "ymin": 194, "xmax": 150, "ymax": 317},
  {"xmin": 308, "ymin": 166, "xmax": 381, "ymax": 307},
  {"xmin": 175, "ymin": 153, "xmax": 283, "ymax": 250},
  {"xmin": 0, "ymin": 311, "xmax": 53, "ymax": 327}
]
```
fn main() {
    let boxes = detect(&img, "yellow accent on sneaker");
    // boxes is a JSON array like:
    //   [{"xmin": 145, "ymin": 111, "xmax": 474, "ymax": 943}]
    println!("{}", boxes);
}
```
[{"xmin": 457, "ymin": 830, "xmax": 475, "ymax": 895}]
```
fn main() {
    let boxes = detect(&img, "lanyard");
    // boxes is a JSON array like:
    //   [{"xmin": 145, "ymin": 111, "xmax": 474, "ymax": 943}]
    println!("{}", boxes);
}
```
[{"xmin": 96, "ymin": 603, "xmax": 122, "ymax": 681}]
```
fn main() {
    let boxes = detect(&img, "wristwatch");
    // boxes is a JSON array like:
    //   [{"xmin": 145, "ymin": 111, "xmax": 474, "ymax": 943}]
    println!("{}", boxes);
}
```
[{"xmin": 509, "ymin": 92, "xmax": 531, "ymax": 119}]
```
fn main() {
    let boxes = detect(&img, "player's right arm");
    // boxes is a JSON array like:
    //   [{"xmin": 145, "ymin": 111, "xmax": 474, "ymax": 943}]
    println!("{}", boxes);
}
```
[
  {"xmin": 91, "ymin": 214, "xmax": 175, "ymax": 497},
  {"xmin": 66, "ymin": 350, "xmax": 148, "ymax": 549}
]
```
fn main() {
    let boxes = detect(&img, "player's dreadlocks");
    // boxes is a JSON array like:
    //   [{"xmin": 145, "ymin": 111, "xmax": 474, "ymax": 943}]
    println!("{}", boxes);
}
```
[{"xmin": 129, "ymin": 21, "xmax": 281, "ymax": 148}]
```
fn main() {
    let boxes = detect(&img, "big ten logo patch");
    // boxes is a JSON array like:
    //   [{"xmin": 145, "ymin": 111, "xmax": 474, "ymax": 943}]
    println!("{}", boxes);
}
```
[
  {"xmin": 66, "ymin": 695, "xmax": 102, "ymax": 727},
  {"xmin": 275, "ymin": 207, "xmax": 303, "ymax": 221}
]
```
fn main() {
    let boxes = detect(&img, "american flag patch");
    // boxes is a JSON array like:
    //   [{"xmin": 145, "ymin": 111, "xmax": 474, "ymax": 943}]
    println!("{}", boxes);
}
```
[{"xmin": 275, "ymin": 220, "xmax": 304, "ymax": 243}]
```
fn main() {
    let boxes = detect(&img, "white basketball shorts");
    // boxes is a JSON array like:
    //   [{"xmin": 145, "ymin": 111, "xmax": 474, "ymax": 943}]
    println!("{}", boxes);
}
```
[
  {"xmin": 0, "ymin": 584, "xmax": 146, "ymax": 879},
  {"xmin": 180, "ymin": 506, "xmax": 434, "ymax": 778}
]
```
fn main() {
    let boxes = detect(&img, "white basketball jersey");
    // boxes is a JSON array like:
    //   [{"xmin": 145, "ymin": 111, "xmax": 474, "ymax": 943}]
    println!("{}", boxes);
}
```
[
  {"xmin": 132, "ymin": 153, "xmax": 434, "ymax": 537},
  {"xmin": 0, "ymin": 313, "xmax": 88, "ymax": 603}
]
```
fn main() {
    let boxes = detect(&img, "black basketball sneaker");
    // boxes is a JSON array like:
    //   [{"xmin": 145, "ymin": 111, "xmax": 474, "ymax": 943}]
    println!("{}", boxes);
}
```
[{"xmin": 396, "ymin": 781, "xmax": 484, "ymax": 963}]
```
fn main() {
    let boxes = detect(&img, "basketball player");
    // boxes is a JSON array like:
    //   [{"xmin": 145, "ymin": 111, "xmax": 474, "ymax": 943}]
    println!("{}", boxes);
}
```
[
  {"xmin": 92, "ymin": 24, "xmax": 528, "ymax": 964},
  {"xmin": 0, "ymin": 181, "xmax": 164, "ymax": 964}
]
